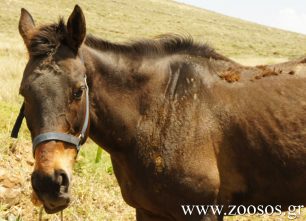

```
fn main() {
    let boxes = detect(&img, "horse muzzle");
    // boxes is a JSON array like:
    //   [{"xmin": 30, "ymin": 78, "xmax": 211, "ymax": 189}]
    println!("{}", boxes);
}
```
[{"xmin": 31, "ymin": 169, "xmax": 71, "ymax": 214}]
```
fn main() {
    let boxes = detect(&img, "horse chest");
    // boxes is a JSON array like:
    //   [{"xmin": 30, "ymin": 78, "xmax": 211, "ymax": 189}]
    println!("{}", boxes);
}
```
[
  {"xmin": 107, "ymin": 95, "xmax": 223, "ymax": 214},
  {"xmin": 110, "ymin": 119, "xmax": 221, "ymax": 214}
]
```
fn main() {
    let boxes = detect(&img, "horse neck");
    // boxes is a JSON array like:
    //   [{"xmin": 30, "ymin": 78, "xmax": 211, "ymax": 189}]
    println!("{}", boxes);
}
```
[
  {"xmin": 80, "ymin": 45, "xmax": 237, "ymax": 153},
  {"xmin": 81, "ymin": 45, "xmax": 166, "ymax": 152}
]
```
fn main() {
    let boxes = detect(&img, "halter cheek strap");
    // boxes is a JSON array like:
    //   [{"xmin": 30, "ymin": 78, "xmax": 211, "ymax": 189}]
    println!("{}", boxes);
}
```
[{"xmin": 11, "ymin": 75, "xmax": 90, "ymax": 158}]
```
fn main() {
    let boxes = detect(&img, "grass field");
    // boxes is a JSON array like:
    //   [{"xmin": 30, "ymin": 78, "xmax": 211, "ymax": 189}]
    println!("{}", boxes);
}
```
[{"xmin": 0, "ymin": 0, "xmax": 305, "ymax": 220}]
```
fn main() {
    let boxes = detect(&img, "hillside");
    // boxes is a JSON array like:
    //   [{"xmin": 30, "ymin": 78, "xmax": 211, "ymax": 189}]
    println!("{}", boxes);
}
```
[
  {"xmin": 1, "ymin": 0, "xmax": 306, "ymax": 103},
  {"xmin": 0, "ymin": 0, "xmax": 305, "ymax": 220},
  {"xmin": 1, "ymin": 0, "xmax": 306, "ymax": 57}
]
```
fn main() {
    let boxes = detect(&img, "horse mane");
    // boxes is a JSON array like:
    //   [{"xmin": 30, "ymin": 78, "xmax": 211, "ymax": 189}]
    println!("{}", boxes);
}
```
[
  {"xmin": 29, "ymin": 18, "xmax": 230, "ymax": 61},
  {"xmin": 85, "ymin": 34, "xmax": 230, "ymax": 61}
]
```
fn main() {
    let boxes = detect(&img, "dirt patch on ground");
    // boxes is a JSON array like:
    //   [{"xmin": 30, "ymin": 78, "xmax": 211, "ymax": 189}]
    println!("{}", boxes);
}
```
[{"xmin": 0, "ymin": 140, "xmax": 37, "ymax": 220}]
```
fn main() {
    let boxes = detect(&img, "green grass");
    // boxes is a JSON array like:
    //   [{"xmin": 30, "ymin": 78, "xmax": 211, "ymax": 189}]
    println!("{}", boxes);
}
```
[{"xmin": 0, "ymin": 0, "xmax": 305, "ymax": 220}]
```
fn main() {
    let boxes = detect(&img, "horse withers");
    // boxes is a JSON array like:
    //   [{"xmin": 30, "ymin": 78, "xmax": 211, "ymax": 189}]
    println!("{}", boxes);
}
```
[{"xmin": 14, "ymin": 5, "xmax": 306, "ymax": 221}]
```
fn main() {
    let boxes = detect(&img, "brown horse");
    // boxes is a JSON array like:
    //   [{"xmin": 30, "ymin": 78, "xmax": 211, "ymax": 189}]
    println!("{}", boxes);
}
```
[{"xmin": 15, "ymin": 5, "xmax": 306, "ymax": 221}]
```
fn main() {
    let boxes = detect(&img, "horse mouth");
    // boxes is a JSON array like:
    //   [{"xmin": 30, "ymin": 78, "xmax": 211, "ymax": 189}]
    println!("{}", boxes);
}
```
[
  {"xmin": 44, "ymin": 204, "xmax": 69, "ymax": 214},
  {"xmin": 32, "ymin": 190, "xmax": 69, "ymax": 214}
]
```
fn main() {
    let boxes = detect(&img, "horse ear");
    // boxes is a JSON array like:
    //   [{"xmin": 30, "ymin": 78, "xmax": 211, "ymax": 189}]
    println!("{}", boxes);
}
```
[
  {"xmin": 19, "ymin": 8, "xmax": 35, "ymax": 47},
  {"xmin": 67, "ymin": 5, "xmax": 86, "ymax": 52}
]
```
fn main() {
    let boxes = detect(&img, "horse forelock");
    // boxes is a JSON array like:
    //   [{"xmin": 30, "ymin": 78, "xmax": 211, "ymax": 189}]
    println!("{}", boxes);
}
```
[{"xmin": 28, "ymin": 18, "xmax": 66, "ymax": 57}]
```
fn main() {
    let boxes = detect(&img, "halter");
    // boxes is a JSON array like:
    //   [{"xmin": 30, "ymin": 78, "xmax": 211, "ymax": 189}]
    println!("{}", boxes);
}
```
[{"xmin": 11, "ymin": 75, "xmax": 89, "ymax": 158}]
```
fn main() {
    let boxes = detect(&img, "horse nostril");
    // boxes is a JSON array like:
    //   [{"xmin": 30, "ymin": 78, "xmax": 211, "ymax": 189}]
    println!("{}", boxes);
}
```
[
  {"xmin": 55, "ymin": 169, "xmax": 69, "ymax": 188},
  {"xmin": 31, "ymin": 171, "xmax": 40, "ymax": 193}
]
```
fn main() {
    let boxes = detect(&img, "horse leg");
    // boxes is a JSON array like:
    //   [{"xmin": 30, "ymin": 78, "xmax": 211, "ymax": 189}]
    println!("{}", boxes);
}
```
[{"xmin": 136, "ymin": 208, "xmax": 172, "ymax": 221}]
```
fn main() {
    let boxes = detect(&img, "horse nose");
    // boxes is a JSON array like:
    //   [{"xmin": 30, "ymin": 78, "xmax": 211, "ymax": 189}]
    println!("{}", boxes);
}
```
[
  {"xmin": 55, "ymin": 169, "xmax": 69, "ymax": 191},
  {"xmin": 32, "ymin": 169, "xmax": 70, "ymax": 192},
  {"xmin": 31, "ymin": 169, "xmax": 71, "ymax": 213},
  {"xmin": 31, "ymin": 169, "xmax": 70, "ymax": 202}
]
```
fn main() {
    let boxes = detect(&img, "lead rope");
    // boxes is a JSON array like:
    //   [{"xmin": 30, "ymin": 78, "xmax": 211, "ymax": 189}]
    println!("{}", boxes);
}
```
[{"xmin": 38, "ymin": 207, "xmax": 64, "ymax": 221}]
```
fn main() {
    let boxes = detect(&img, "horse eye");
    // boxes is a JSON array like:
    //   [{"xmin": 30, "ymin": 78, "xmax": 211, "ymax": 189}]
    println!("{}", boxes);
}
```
[{"xmin": 73, "ymin": 88, "xmax": 84, "ymax": 100}]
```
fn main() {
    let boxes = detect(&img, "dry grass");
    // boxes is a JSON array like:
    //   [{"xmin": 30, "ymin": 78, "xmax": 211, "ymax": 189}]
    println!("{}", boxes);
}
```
[
  {"xmin": 0, "ymin": 139, "xmax": 135, "ymax": 221},
  {"xmin": 0, "ymin": 0, "xmax": 305, "ymax": 220},
  {"xmin": 0, "ymin": 42, "xmax": 26, "ymax": 103}
]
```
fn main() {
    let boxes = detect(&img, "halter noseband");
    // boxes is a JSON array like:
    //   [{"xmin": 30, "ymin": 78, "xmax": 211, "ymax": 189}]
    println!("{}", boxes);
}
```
[{"xmin": 11, "ymin": 75, "xmax": 89, "ymax": 158}]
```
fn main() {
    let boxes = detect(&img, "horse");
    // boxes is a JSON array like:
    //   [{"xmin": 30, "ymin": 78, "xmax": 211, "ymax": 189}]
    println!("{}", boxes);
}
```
[{"xmin": 13, "ymin": 5, "xmax": 306, "ymax": 221}]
